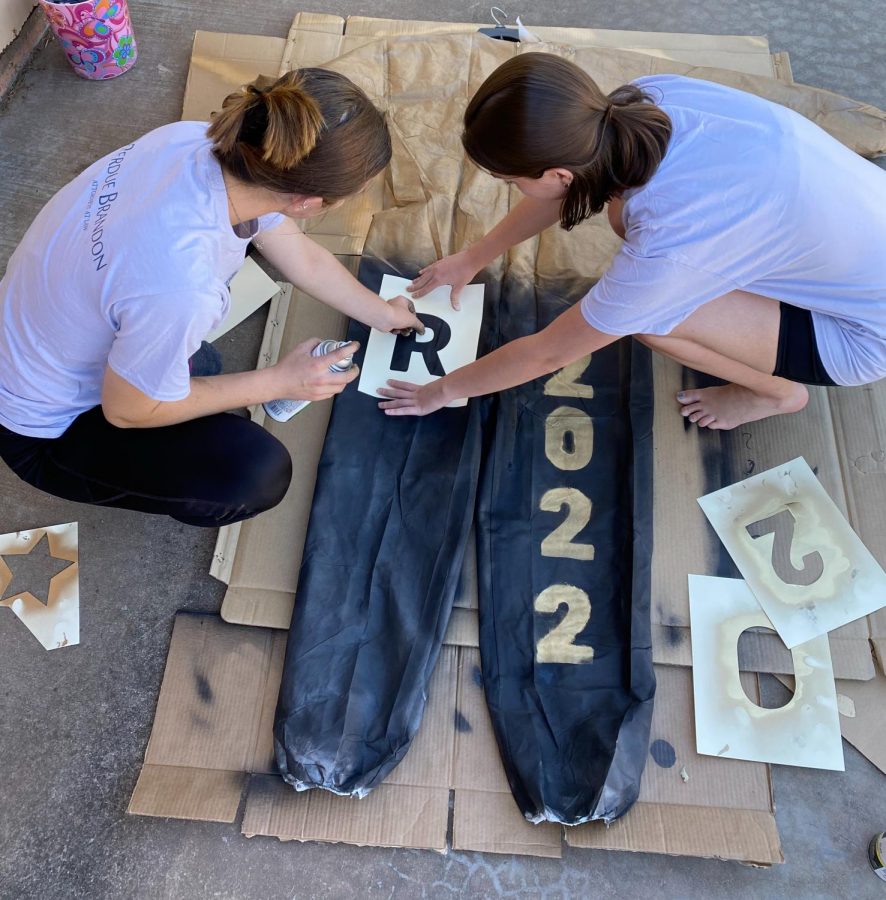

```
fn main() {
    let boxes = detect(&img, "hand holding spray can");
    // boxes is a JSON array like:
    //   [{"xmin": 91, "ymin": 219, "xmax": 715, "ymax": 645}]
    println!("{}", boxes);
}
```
[{"xmin": 263, "ymin": 340, "xmax": 355, "ymax": 422}]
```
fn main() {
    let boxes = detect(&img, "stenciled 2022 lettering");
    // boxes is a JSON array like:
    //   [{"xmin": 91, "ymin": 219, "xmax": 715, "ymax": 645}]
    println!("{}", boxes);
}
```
[{"xmin": 534, "ymin": 354, "xmax": 597, "ymax": 664}]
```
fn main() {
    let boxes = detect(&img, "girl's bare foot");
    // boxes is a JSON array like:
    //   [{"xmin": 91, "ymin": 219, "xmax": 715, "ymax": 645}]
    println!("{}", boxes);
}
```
[{"xmin": 676, "ymin": 382, "xmax": 809, "ymax": 430}]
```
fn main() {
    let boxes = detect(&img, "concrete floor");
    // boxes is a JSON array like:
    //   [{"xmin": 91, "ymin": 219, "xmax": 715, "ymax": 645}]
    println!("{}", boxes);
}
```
[{"xmin": 1, "ymin": 2, "xmax": 884, "ymax": 898}]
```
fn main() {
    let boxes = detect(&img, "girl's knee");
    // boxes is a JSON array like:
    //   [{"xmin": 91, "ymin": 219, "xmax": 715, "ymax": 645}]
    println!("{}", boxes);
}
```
[{"xmin": 240, "ymin": 434, "xmax": 292, "ymax": 514}]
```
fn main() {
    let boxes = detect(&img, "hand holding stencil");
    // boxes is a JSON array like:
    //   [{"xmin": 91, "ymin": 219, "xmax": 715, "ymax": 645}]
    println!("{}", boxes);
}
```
[{"xmin": 358, "ymin": 274, "xmax": 484, "ymax": 408}]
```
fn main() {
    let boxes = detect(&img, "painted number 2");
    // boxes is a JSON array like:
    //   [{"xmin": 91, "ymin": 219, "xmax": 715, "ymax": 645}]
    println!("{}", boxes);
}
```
[
  {"xmin": 540, "ymin": 488, "xmax": 595, "ymax": 560},
  {"xmin": 544, "ymin": 354, "xmax": 595, "ymax": 399},
  {"xmin": 534, "ymin": 585, "xmax": 595, "ymax": 664}
]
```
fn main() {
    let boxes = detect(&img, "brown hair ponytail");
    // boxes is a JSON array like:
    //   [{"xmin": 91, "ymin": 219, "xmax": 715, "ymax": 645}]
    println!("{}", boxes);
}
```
[
  {"xmin": 208, "ymin": 69, "xmax": 391, "ymax": 203},
  {"xmin": 463, "ymin": 54, "xmax": 672, "ymax": 229}
]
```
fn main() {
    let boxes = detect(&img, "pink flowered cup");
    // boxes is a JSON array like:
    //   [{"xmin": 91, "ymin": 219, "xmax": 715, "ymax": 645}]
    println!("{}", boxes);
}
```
[{"xmin": 39, "ymin": 0, "xmax": 137, "ymax": 80}]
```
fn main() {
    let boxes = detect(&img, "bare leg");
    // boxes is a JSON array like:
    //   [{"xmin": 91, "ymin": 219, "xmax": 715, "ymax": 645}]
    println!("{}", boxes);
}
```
[{"xmin": 635, "ymin": 290, "xmax": 809, "ymax": 430}]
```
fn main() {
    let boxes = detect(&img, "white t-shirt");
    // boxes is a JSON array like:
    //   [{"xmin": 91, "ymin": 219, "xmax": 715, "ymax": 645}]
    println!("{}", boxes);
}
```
[
  {"xmin": 0, "ymin": 121, "xmax": 283, "ymax": 437},
  {"xmin": 580, "ymin": 75, "xmax": 886, "ymax": 386}
]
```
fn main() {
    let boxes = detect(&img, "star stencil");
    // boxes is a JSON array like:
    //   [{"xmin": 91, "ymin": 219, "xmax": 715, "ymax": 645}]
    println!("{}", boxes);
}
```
[
  {"xmin": 0, "ymin": 533, "xmax": 73, "ymax": 604},
  {"xmin": 0, "ymin": 523, "xmax": 80, "ymax": 650}
]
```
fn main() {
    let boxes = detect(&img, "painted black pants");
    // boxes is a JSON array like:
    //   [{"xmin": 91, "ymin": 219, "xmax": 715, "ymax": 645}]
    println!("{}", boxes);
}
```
[
  {"xmin": 273, "ymin": 258, "xmax": 655, "ymax": 824},
  {"xmin": 0, "ymin": 406, "xmax": 292, "ymax": 527}
]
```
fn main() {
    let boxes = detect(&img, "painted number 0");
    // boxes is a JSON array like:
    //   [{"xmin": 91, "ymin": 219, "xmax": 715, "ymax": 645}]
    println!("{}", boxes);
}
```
[
  {"xmin": 545, "ymin": 407, "xmax": 594, "ymax": 471},
  {"xmin": 534, "ymin": 585, "xmax": 595, "ymax": 664},
  {"xmin": 540, "ymin": 488, "xmax": 595, "ymax": 560}
]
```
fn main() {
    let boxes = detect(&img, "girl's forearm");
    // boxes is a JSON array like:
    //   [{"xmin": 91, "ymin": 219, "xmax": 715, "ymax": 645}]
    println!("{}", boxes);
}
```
[
  {"xmin": 435, "ymin": 304, "xmax": 615, "ymax": 405},
  {"xmin": 436, "ymin": 333, "xmax": 555, "ymax": 404},
  {"xmin": 259, "ymin": 227, "xmax": 396, "ymax": 330},
  {"xmin": 104, "ymin": 367, "xmax": 283, "ymax": 429},
  {"xmin": 466, "ymin": 196, "xmax": 562, "ymax": 269}
]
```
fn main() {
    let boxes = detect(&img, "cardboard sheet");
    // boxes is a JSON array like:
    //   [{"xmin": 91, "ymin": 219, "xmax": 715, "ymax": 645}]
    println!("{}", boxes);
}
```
[
  {"xmin": 130, "ymin": 613, "xmax": 781, "ymax": 864},
  {"xmin": 180, "ymin": 17, "xmax": 794, "ymax": 258},
  {"xmin": 828, "ymin": 380, "xmax": 886, "ymax": 671},
  {"xmin": 282, "ymin": 14, "xmax": 789, "ymax": 78},
  {"xmin": 357, "ymin": 275, "xmax": 484, "ymax": 407},
  {"xmin": 690, "ymin": 575, "xmax": 844, "ymax": 771},
  {"xmin": 163, "ymin": 13, "xmax": 886, "ymax": 860},
  {"xmin": 211, "ymin": 277, "xmax": 353, "ymax": 628},
  {"xmin": 181, "ymin": 31, "xmax": 288, "ymax": 121}
]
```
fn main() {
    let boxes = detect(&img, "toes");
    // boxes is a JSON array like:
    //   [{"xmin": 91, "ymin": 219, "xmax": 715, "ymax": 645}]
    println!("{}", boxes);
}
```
[
  {"xmin": 681, "ymin": 402, "xmax": 705, "ymax": 417},
  {"xmin": 697, "ymin": 414, "xmax": 717, "ymax": 428},
  {"xmin": 676, "ymin": 390, "xmax": 701, "ymax": 405}
]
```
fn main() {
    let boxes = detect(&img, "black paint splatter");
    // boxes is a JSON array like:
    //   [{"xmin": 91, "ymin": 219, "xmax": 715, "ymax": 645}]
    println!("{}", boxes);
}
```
[
  {"xmin": 663, "ymin": 625, "xmax": 683, "ymax": 647},
  {"xmin": 454, "ymin": 711, "xmax": 472, "ymax": 733},
  {"xmin": 194, "ymin": 671, "xmax": 213, "ymax": 704},
  {"xmin": 649, "ymin": 738, "xmax": 677, "ymax": 768}
]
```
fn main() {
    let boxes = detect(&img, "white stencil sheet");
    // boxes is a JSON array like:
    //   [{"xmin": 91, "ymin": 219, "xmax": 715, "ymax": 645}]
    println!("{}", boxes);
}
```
[
  {"xmin": 357, "ymin": 274, "xmax": 484, "ymax": 408},
  {"xmin": 689, "ymin": 574, "xmax": 843, "ymax": 771},
  {"xmin": 697, "ymin": 457, "xmax": 886, "ymax": 648}
]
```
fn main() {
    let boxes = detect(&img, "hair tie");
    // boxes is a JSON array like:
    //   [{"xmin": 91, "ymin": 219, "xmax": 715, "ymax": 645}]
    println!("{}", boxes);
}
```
[
  {"xmin": 602, "ymin": 102, "xmax": 615, "ymax": 126},
  {"xmin": 240, "ymin": 98, "xmax": 269, "ymax": 147}
]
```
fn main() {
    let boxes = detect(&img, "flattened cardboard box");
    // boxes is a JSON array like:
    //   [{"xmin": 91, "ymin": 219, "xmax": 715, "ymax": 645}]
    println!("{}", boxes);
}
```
[
  {"xmin": 280, "ymin": 12, "xmax": 791, "ymax": 78},
  {"xmin": 180, "ymin": 15, "xmax": 788, "ymax": 258},
  {"xmin": 146, "ymin": 15, "xmax": 885, "ymax": 864},
  {"xmin": 828, "ymin": 381, "xmax": 886, "ymax": 671},
  {"xmin": 194, "ymin": 15, "xmax": 882, "ymax": 679},
  {"xmin": 130, "ymin": 278, "xmax": 781, "ymax": 863},
  {"xmin": 130, "ymin": 613, "xmax": 781, "ymax": 864}
]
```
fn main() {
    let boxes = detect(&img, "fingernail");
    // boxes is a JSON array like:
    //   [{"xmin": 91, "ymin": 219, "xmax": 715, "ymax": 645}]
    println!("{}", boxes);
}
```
[{"xmin": 407, "ymin": 301, "xmax": 416, "ymax": 314}]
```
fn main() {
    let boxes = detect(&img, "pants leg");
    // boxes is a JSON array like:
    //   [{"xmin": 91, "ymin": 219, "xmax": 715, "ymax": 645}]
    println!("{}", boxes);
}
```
[{"xmin": 0, "ymin": 407, "xmax": 292, "ymax": 527}]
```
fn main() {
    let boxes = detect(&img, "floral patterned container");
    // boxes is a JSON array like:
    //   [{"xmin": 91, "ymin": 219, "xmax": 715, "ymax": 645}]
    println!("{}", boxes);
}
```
[{"xmin": 38, "ymin": 0, "xmax": 137, "ymax": 80}]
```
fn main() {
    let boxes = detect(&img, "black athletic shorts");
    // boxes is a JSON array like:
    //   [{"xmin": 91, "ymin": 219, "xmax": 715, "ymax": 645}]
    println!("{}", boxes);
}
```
[{"xmin": 772, "ymin": 302, "xmax": 837, "ymax": 386}]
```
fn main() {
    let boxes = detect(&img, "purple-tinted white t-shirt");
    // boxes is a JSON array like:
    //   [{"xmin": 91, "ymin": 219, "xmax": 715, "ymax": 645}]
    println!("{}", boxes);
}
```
[
  {"xmin": 580, "ymin": 75, "xmax": 886, "ymax": 386},
  {"xmin": 0, "ymin": 121, "xmax": 282, "ymax": 437}
]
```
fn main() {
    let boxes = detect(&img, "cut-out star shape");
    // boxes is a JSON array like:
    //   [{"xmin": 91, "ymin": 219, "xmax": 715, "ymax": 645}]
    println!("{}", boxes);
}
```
[{"xmin": 0, "ymin": 533, "xmax": 74, "ymax": 605}]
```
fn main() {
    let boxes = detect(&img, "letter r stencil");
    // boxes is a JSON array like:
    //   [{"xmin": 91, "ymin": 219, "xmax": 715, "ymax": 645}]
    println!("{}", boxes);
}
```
[{"xmin": 358, "ymin": 274, "xmax": 484, "ymax": 409}]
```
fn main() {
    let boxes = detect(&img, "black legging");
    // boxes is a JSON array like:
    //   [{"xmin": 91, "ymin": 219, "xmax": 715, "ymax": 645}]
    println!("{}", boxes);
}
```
[{"xmin": 0, "ymin": 407, "xmax": 292, "ymax": 527}]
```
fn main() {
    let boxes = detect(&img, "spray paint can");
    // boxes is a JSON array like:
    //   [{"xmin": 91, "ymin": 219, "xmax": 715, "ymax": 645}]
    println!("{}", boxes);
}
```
[
  {"xmin": 263, "ymin": 339, "xmax": 354, "ymax": 422},
  {"xmin": 870, "ymin": 832, "xmax": 886, "ymax": 882}
]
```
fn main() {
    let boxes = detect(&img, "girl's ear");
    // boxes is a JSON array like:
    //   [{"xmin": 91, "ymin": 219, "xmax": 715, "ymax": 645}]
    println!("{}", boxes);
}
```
[
  {"xmin": 283, "ymin": 195, "xmax": 324, "ymax": 218},
  {"xmin": 551, "ymin": 168, "xmax": 574, "ymax": 189}
]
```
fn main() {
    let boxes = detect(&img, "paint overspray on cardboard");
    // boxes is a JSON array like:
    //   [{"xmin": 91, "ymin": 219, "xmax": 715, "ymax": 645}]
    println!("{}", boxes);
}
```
[
  {"xmin": 697, "ymin": 457, "xmax": 886, "ymax": 648},
  {"xmin": 0, "ymin": 523, "xmax": 79, "ymax": 650},
  {"xmin": 689, "ymin": 574, "xmax": 844, "ymax": 771}
]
